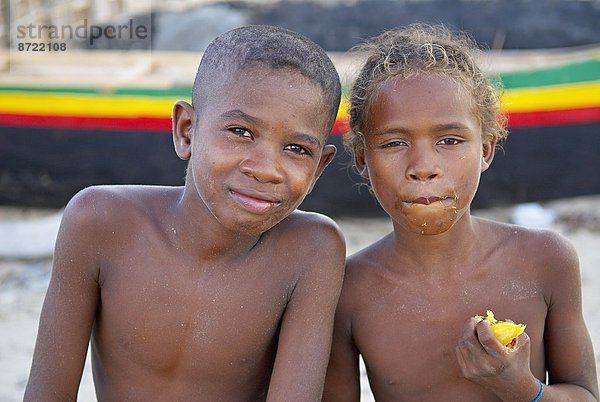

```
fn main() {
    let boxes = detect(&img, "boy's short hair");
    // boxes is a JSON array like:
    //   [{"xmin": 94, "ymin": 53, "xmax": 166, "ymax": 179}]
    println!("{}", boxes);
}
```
[
  {"xmin": 347, "ymin": 23, "xmax": 508, "ymax": 161},
  {"xmin": 192, "ymin": 25, "xmax": 342, "ymax": 131}
]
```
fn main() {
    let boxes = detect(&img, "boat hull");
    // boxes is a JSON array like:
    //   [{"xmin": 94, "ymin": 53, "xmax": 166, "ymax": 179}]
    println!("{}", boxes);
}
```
[
  {"xmin": 2, "ymin": 47, "xmax": 599, "ymax": 215},
  {"xmin": 2, "ymin": 122, "xmax": 598, "ymax": 216}
]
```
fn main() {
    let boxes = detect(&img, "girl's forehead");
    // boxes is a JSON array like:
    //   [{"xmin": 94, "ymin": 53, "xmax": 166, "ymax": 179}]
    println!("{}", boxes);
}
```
[
  {"xmin": 364, "ymin": 73, "xmax": 480, "ymax": 133},
  {"xmin": 371, "ymin": 73, "xmax": 472, "ymax": 109},
  {"xmin": 379, "ymin": 72, "xmax": 466, "ymax": 93}
]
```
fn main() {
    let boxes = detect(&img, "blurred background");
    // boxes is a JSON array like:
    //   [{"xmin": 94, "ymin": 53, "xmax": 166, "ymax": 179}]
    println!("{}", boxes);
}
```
[
  {"xmin": 0, "ymin": 1, "xmax": 599, "ymax": 401},
  {"xmin": 0, "ymin": 0, "xmax": 599, "ymax": 215}
]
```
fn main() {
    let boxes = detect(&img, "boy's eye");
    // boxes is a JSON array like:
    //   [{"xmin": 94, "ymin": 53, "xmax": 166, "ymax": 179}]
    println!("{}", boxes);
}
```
[
  {"xmin": 437, "ymin": 138, "xmax": 463, "ymax": 145},
  {"xmin": 229, "ymin": 127, "xmax": 252, "ymax": 138},
  {"xmin": 284, "ymin": 144, "xmax": 311, "ymax": 156},
  {"xmin": 382, "ymin": 140, "xmax": 407, "ymax": 148}
]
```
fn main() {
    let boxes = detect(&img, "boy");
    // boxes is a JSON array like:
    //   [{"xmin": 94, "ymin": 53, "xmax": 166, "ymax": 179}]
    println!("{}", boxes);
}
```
[
  {"xmin": 25, "ymin": 25, "xmax": 345, "ymax": 401},
  {"xmin": 323, "ymin": 24, "xmax": 598, "ymax": 401}
]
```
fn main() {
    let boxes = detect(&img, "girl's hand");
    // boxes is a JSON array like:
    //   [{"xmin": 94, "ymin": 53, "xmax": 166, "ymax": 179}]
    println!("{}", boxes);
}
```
[{"xmin": 455, "ymin": 317, "xmax": 541, "ymax": 401}]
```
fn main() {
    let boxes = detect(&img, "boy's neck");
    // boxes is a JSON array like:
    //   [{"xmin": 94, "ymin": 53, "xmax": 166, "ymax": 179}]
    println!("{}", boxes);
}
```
[{"xmin": 167, "ymin": 191, "xmax": 265, "ymax": 263}]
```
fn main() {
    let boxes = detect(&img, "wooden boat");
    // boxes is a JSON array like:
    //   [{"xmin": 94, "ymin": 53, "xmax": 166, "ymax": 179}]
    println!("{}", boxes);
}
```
[{"xmin": 1, "ymin": 46, "xmax": 599, "ymax": 216}]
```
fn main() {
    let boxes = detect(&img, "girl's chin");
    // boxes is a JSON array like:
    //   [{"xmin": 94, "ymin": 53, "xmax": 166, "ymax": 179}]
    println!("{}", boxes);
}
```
[
  {"xmin": 405, "ymin": 220, "xmax": 455, "ymax": 235},
  {"xmin": 391, "ymin": 203, "xmax": 461, "ymax": 235}
]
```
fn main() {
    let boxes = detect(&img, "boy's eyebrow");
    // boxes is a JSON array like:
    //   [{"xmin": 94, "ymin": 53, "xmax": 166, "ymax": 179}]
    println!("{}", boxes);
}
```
[
  {"xmin": 220, "ymin": 109, "xmax": 322, "ymax": 148},
  {"xmin": 291, "ymin": 133, "xmax": 322, "ymax": 148},
  {"xmin": 219, "ymin": 109, "xmax": 261, "ymax": 126}
]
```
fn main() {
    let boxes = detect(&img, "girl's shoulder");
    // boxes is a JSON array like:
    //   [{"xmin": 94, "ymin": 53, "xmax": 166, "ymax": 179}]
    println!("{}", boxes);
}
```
[{"xmin": 475, "ymin": 216, "xmax": 579, "ymax": 273}]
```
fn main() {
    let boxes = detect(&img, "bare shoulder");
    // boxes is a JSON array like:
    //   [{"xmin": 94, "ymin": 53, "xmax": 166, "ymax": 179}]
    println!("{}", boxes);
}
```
[
  {"xmin": 262, "ymin": 210, "xmax": 346, "ymax": 287},
  {"xmin": 271, "ymin": 209, "xmax": 346, "ymax": 252},
  {"xmin": 338, "ymin": 234, "xmax": 393, "ymax": 312},
  {"xmin": 66, "ymin": 184, "xmax": 174, "ymax": 213},
  {"xmin": 476, "ymin": 217, "xmax": 579, "ymax": 275},
  {"xmin": 61, "ymin": 185, "xmax": 181, "ymax": 239},
  {"xmin": 61, "ymin": 185, "xmax": 123, "ymax": 233},
  {"xmin": 346, "ymin": 233, "xmax": 392, "ymax": 281}
]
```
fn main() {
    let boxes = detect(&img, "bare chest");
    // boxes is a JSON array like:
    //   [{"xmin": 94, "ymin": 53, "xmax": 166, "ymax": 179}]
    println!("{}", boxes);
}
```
[
  {"xmin": 93, "ymin": 250, "xmax": 292, "ymax": 381},
  {"xmin": 352, "ymin": 266, "xmax": 546, "ymax": 399}
]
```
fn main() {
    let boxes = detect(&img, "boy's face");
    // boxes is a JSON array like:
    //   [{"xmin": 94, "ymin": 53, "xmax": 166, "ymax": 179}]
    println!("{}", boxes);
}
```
[
  {"xmin": 359, "ymin": 73, "xmax": 495, "ymax": 235},
  {"xmin": 175, "ymin": 67, "xmax": 335, "ymax": 235}
]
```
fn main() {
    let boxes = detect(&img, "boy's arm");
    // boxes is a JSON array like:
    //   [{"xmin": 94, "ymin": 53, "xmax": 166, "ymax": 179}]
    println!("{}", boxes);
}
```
[
  {"xmin": 456, "ymin": 232, "xmax": 599, "ymax": 401},
  {"xmin": 24, "ymin": 190, "xmax": 102, "ymax": 401},
  {"xmin": 321, "ymin": 288, "xmax": 361, "ymax": 402},
  {"xmin": 265, "ymin": 217, "xmax": 345, "ymax": 402}
]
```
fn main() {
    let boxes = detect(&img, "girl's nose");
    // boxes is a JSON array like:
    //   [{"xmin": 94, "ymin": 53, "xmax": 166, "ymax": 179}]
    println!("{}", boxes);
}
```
[{"xmin": 405, "ymin": 145, "xmax": 443, "ymax": 182}]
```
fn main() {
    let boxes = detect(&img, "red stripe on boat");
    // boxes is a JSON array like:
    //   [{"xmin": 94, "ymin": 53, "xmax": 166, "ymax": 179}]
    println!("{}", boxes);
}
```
[
  {"xmin": 507, "ymin": 107, "xmax": 600, "ymax": 128},
  {"xmin": 331, "ymin": 119, "xmax": 349, "ymax": 136},
  {"xmin": 2, "ymin": 107, "xmax": 599, "ymax": 132},
  {"xmin": 0, "ymin": 114, "xmax": 172, "ymax": 131}
]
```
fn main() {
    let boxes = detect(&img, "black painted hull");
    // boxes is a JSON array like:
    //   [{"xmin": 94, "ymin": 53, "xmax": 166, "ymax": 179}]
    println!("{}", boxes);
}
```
[{"xmin": 2, "ymin": 122, "xmax": 598, "ymax": 216}]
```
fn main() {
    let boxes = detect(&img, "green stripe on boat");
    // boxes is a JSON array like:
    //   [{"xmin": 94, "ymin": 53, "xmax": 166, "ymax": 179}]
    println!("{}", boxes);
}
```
[
  {"xmin": 500, "ymin": 58, "xmax": 600, "ymax": 89},
  {"xmin": 1, "ymin": 57, "xmax": 598, "ymax": 95},
  {"xmin": 0, "ymin": 86, "xmax": 191, "ymax": 98}
]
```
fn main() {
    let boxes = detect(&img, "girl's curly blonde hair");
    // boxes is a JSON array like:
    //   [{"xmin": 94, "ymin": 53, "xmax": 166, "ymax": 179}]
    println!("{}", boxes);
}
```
[{"xmin": 346, "ymin": 23, "xmax": 508, "ymax": 163}]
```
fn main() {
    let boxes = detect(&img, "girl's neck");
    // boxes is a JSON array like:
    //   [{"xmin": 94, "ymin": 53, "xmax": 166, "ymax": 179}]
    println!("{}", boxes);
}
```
[{"xmin": 389, "ymin": 212, "xmax": 482, "ymax": 275}]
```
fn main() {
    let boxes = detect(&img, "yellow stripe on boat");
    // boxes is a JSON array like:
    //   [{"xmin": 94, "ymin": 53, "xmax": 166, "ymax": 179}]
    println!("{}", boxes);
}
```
[
  {"xmin": 1, "ymin": 81, "xmax": 599, "ymax": 119},
  {"xmin": 337, "ymin": 97, "xmax": 349, "ymax": 120},
  {"xmin": 501, "ymin": 81, "xmax": 600, "ymax": 112},
  {"xmin": 0, "ymin": 92, "xmax": 178, "ymax": 117}
]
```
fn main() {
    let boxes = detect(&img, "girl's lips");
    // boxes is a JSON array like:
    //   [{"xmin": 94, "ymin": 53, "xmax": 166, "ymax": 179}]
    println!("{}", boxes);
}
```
[
  {"xmin": 401, "ymin": 196, "xmax": 455, "ymax": 207},
  {"xmin": 229, "ymin": 190, "xmax": 281, "ymax": 213},
  {"xmin": 412, "ymin": 196, "xmax": 443, "ymax": 205}
]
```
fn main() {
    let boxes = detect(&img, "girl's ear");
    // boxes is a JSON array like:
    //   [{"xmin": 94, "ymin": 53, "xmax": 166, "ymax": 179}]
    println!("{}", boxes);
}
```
[
  {"xmin": 481, "ymin": 137, "xmax": 497, "ymax": 173},
  {"xmin": 355, "ymin": 147, "xmax": 370, "ymax": 180},
  {"xmin": 172, "ymin": 100, "xmax": 196, "ymax": 161}
]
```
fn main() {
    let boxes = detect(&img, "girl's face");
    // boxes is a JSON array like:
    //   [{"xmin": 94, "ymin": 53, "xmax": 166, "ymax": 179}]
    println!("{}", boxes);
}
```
[{"xmin": 359, "ymin": 73, "xmax": 495, "ymax": 235}]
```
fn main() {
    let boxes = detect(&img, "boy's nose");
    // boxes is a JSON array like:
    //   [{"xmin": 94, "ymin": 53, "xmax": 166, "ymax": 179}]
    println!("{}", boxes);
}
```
[
  {"xmin": 239, "ymin": 145, "xmax": 285, "ymax": 184},
  {"xmin": 406, "ymin": 147, "xmax": 443, "ymax": 182}
]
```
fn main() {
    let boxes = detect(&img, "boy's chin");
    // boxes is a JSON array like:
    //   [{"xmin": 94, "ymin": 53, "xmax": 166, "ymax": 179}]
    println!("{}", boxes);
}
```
[{"xmin": 218, "ymin": 211, "xmax": 288, "ymax": 236}]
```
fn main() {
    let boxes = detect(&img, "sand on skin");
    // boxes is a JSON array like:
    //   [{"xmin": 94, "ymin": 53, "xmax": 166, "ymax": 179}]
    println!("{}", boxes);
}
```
[{"xmin": 1, "ymin": 196, "xmax": 599, "ymax": 401}]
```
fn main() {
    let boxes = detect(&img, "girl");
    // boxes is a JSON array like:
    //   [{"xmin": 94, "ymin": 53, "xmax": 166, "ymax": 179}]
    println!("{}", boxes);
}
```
[{"xmin": 324, "ymin": 24, "xmax": 598, "ymax": 401}]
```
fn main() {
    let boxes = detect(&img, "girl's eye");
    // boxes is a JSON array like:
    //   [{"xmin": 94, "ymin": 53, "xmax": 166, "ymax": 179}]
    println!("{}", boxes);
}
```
[
  {"xmin": 284, "ymin": 144, "xmax": 311, "ymax": 156},
  {"xmin": 229, "ymin": 127, "xmax": 252, "ymax": 138},
  {"xmin": 438, "ymin": 138, "xmax": 463, "ymax": 145}
]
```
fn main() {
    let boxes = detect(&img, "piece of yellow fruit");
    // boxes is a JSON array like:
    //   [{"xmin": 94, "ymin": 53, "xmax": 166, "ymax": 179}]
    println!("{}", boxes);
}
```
[{"xmin": 474, "ymin": 310, "xmax": 526, "ymax": 348}]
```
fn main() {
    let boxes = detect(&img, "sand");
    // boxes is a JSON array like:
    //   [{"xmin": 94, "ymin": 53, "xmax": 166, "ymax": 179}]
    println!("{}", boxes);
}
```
[{"xmin": 1, "ymin": 196, "xmax": 599, "ymax": 401}]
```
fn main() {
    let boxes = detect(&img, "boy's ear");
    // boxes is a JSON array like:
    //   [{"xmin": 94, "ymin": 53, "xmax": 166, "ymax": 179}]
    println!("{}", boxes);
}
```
[
  {"xmin": 172, "ymin": 100, "xmax": 196, "ymax": 161},
  {"xmin": 481, "ymin": 137, "xmax": 497, "ymax": 173},
  {"xmin": 307, "ymin": 144, "xmax": 337, "ymax": 193}
]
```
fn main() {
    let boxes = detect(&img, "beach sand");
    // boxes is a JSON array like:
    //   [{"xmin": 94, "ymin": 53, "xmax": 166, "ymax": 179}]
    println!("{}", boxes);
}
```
[{"xmin": 1, "ymin": 195, "xmax": 599, "ymax": 401}]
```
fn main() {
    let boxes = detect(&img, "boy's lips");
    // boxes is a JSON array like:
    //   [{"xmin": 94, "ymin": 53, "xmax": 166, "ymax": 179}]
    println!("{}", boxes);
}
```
[{"xmin": 229, "ymin": 189, "xmax": 282, "ymax": 213}]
